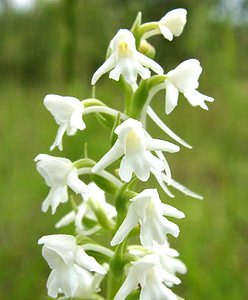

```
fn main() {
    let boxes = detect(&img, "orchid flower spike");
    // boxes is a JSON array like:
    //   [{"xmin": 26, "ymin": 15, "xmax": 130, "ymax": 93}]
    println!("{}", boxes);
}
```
[
  {"xmin": 165, "ymin": 59, "xmax": 214, "ymax": 114},
  {"xmin": 111, "ymin": 189, "xmax": 185, "ymax": 248},
  {"xmin": 91, "ymin": 29, "xmax": 163, "ymax": 88},
  {"xmin": 44, "ymin": 94, "xmax": 85, "ymax": 151},
  {"xmin": 35, "ymin": 154, "xmax": 87, "ymax": 214},
  {"xmin": 143, "ymin": 8, "xmax": 187, "ymax": 41},
  {"xmin": 55, "ymin": 182, "xmax": 116, "ymax": 233},
  {"xmin": 38, "ymin": 235, "xmax": 106, "ymax": 299},
  {"xmin": 114, "ymin": 254, "xmax": 181, "ymax": 300},
  {"xmin": 92, "ymin": 118, "xmax": 180, "ymax": 182}
]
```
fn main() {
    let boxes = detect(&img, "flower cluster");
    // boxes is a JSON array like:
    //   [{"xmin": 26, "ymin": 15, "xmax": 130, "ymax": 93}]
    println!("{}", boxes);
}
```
[{"xmin": 36, "ymin": 8, "xmax": 213, "ymax": 300}]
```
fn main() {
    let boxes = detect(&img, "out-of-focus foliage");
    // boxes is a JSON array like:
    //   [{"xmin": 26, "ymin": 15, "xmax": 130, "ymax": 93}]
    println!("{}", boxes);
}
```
[
  {"xmin": 0, "ymin": 0, "xmax": 247, "ymax": 85},
  {"xmin": 0, "ymin": 0, "xmax": 247, "ymax": 299}
]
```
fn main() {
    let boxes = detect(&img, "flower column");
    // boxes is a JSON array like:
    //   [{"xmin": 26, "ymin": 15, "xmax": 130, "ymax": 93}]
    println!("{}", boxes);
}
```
[{"xmin": 36, "ymin": 8, "xmax": 214, "ymax": 300}]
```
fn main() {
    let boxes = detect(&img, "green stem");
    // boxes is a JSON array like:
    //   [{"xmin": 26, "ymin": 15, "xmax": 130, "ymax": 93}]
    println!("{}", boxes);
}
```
[
  {"xmin": 106, "ymin": 269, "xmax": 123, "ymax": 300},
  {"xmin": 107, "ymin": 239, "xmax": 128, "ymax": 300}
]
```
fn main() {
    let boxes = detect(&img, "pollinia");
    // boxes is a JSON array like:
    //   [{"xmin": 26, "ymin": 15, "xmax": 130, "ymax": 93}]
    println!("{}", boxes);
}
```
[{"xmin": 36, "ymin": 8, "xmax": 214, "ymax": 300}]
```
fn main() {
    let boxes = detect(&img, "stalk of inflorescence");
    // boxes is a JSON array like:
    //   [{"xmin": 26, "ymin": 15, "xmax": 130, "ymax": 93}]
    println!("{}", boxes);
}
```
[{"xmin": 35, "ymin": 8, "xmax": 214, "ymax": 300}]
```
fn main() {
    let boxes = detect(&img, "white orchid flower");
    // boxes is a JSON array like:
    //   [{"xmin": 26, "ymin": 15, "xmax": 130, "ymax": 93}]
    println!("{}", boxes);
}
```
[
  {"xmin": 158, "ymin": 8, "xmax": 187, "ymax": 41},
  {"xmin": 38, "ymin": 235, "xmax": 106, "ymax": 299},
  {"xmin": 165, "ymin": 59, "xmax": 214, "ymax": 114},
  {"xmin": 35, "ymin": 154, "xmax": 87, "ymax": 214},
  {"xmin": 143, "ymin": 9, "xmax": 187, "ymax": 41},
  {"xmin": 44, "ymin": 94, "xmax": 85, "ymax": 151},
  {"xmin": 73, "ymin": 266, "xmax": 107, "ymax": 299},
  {"xmin": 92, "ymin": 119, "xmax": 180, "ymax": 182},
  {"xmin": 55, "ymin": 182, "xmax": 116, "ymax": 233},
  {"xmin": 91, "ymin": 29, "xmax": 163, "ymax": 88},
  {"xmin": 128, "ymin": 241, "xmax": 187, "ymax": 285},
  {"xmin": 111, "ymin": 189, "xmax": 185, "ymax": 248},
  {"xmin": 151, "ymin": 241, "xmax": 187, "ymax": 288},
  {"xmin": 114, "ymin": 254, "xmax": 181, "ymax": 300}
]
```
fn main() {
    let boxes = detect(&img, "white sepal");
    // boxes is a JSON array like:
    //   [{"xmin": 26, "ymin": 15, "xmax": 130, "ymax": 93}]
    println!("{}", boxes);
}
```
[{"xmin": 159, "ymin": 9, "xmax": 187, "ymax": 41}]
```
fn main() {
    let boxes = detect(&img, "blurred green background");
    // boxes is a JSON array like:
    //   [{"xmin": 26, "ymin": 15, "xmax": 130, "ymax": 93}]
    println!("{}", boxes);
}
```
[{"xmin": 0, "ymin": 0, "xmax": 247, "ymax": 299}]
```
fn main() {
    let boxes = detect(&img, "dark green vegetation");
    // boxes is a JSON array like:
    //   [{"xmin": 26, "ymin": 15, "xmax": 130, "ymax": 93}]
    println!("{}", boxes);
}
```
[{"xmin": 0, "ymin": 0, "xmax": 247, "ymax": 299}]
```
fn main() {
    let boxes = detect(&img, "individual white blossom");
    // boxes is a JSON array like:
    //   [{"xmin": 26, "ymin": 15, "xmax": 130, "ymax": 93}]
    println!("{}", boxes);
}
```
[
  {"xmin": 91, "ymin": 29, "xmax": 163, "ymax": 88},
  {"xmin": 44, "ymin": 94, "xmax": 85, "ymax": 151},
  {"xmin": 38, "ymin": 234, "xmax": 106, "ymax": 299},
  {"xmin": 55, "ymin": 182, "xmax": 116, "ymax": 233},
  {"xmin": 158, "ymin": 8, "xmax": 187, "ymax": 41},
  {"xmin": 143, "ymin": 9, "xmax": 187, "ymax": 41},
  {"xmin": 111, "ymin": 189, "xmax": 185, "ymax": 248},
  {"xmin": 114, "ymin": 254, "xmax": 181, "ymax": 300},
  {"xmin": 128, "ymin": 241, "xmax": 187, "ymax": 285},
  {"xmin": 92, "ymin": 118, "xmax": 180, "ymax": 182},
  {"xmin": 151, "ymin": 241, "xmax": 187, "ymax": 288},
  {"xmin": 164, "ymin": 59, "xmax": 214, "ymax": 114},
  {"xmin": 35, "ymin": 154, "xmax": 87, "ymax": 214},
  {"xmin": 71, "ymin": 267, "xmax": 106, "ymax": 299}
]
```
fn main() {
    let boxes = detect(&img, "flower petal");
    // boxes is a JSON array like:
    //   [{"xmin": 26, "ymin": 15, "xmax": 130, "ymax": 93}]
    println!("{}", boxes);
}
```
[
  {"xmin": 146, "ymin": 138, "xmax": 180, "ymax": 153},
  {"xmin": 111, "ymin": 208, "xmax": 138, "ymax": 246},
  {"xmin": 165, "ymin": 80, "xmax": 179, "ymax": 114},
  {"xmin": 114, "ymin": 270, "xmax": 138, "ymax": 300},
  {"xmin": 67, "ymin": 168, "xmax": 87, "ymax": 194},
  {"xmin": 136, "ymin": 51, "xmax": 164, "ymax": 75},
  {"xmin": 184, "ymin": 89, "xmax": 214, "ymax": 109},
  {"xmin": 50, "ymin": 124, "xmax": 67, "ymax": 151},
  {"xmin": 119, "ymin": 156, "xmax": 134, "ymax": 182},
  {"xmin": 70, "ymin": 105, "xmax": 85, "ymax": 131},
  {"xmin": 92, "ymin": 141, "xmax": 123, "ymax": 173},
  {"xmin": 161, "ymin": 203, "xmax": 185, "ymax": 219},
  {"xmin": 158, "ymin": 24, "xmax": 173, "ymax": 41},
  {"xmin": 41, "ymin": 186, "xmax": 68, "ymax": 215},
  {"xmin": 55, "ymin": 210, "xmax": 76, "ymax": 228},
  {"xmin": 167, "ymin": 59, "xmax": 202, "ymax": 92},
  {"xmin": 91, "ymin": 54, "xmax": 116, "ymax": 85},
  {"xmin": 160, "ymin": 8, "xmax": 187, "ymax": 38},
  {"xmin": 75, "ymin": 247, "xmax": 106, "ymax": 274}
]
